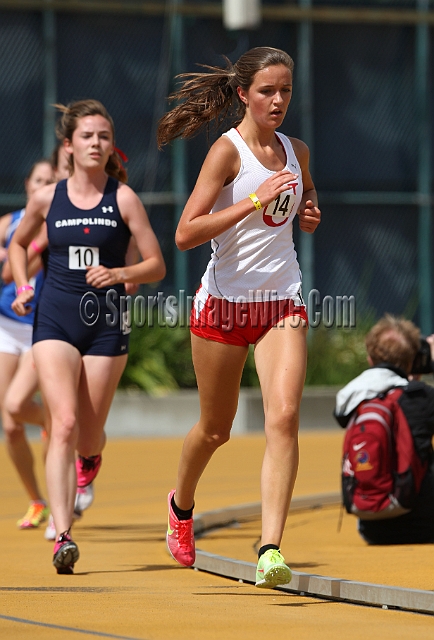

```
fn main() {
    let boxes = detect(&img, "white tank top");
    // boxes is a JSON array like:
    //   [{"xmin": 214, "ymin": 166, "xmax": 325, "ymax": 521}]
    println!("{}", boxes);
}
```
[{"xmin": 199, "ymin": 127, "xmax": 304, "ymax": 303}]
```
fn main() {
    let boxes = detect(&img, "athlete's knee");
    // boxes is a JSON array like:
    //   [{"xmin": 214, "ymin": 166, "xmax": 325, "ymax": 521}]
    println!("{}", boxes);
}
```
[
  {"xmin": 209, "ymin": 430, "xmax": 231, "ymax": 449},
  {"xmin": 265, "ymin": 402, "xmax": 300, "ymax": 437},
  {"xmin": 50, "ymin": 413, "xmax": 79, "ymax": 444},
  {"xmin": 198, "ymin": 421, "xmax": 232, "ymax": 449},
  {"xmin": 1, "ymin": 417, "xmax": 26, "ymax": 441},
  {"xmin": 3, "ymin": 395, "xmax": 31, "ymax": 422}
]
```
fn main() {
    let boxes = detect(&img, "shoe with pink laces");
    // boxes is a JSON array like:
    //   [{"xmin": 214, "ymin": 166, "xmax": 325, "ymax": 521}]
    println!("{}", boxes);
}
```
[
  {"xmin": 76, "ymin": 454, "xmax": 102, "ymax": 488},
  {"xmin": 52, "ymin": 530, "xmax": 79, "ymax": 574},
  {"xmin": 166, "ymin": 490, "xmax": 195, "ymax": 567}
]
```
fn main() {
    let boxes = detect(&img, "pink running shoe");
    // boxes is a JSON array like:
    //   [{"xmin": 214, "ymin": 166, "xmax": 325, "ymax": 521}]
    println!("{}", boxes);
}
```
[
  {"xmin": 76, "ymin": 454, "xmax": 102, "ymax": 488},
  {"xmin": 166, "ymin": 490, "xmax": 195, "ymax": 567},
  {"xmin": 52, "ymin": 531, "xmax": 79, "ymax": 575}
]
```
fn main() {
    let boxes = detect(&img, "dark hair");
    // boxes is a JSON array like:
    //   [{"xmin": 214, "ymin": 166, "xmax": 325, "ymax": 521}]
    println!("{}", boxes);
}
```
[
  {"xmin": 25, "ymin": 159, "xmax": 52, "ymax": 182},
  {"xmin": 365, "ymin": 314, "xmax": 421, "ymax": 373},
  {"xmin": 54, "ymin": 99, "xmax": 128, "ymax": 183},
  {"xmin": 157, "ymin": 47, "xmax": 294, "ymax": 148},
  {"xmin": 49, "ymin": 141, "xmax": 63, "ymax": 171}
]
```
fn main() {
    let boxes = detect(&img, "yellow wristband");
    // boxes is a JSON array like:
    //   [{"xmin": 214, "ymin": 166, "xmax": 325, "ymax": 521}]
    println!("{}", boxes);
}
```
[{"xmin": 249, "ymin": 193, "xmax": 262, "ymax": 211}]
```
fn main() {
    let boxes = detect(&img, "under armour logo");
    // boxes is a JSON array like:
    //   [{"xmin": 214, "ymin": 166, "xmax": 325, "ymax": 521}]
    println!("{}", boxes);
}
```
[{"xmin": 102, "ymin": 206, "xmax": 113, "ymax": 213}]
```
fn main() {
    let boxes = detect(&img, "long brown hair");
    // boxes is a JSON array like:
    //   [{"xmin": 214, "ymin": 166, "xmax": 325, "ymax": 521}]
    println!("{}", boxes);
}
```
[
  {"xmin": 157, "ymin": 47, "xmax": 294, "ymax": 149},
  {"xmin": 54, "ymin": 99, "xmax": 128, "ymax": 183}
]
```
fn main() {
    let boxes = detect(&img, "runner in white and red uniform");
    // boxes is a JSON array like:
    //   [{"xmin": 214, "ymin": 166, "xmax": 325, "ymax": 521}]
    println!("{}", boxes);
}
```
[
  {"xmin": 158, "ymin": 47, "xmax": 321, "ymax": 588},
  {"xmin": 192, "ymin": 126, "xmax": 306, "ymax": 346}
]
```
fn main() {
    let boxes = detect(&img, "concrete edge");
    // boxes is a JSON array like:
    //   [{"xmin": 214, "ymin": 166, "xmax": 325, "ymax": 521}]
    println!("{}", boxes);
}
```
[
  {"xmin": 192, "ymin": 493, "xmax": 434, "ymax": 615},
  {"xmin": 193, "ymin": 492, "xmax": 340, "ymax": 536}
]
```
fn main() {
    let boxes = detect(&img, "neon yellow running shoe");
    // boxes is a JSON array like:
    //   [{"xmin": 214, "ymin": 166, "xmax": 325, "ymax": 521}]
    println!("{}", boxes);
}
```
[
  {"xmin": 17, "ymin": 502, "xmax": 49, "ymax": 529},
  {"xmin": 255, "ymin": 549, "xmax": 292, "ymax": 589}
]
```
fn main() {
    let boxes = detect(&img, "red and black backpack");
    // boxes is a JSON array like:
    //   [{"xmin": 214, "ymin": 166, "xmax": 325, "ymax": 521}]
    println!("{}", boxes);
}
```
[{"xmin": 342, "ymin": 388, "xmax": 428, "ymax": 520}]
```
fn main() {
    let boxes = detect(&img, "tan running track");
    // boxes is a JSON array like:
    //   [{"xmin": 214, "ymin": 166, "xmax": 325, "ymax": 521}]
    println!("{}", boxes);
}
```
[{"xmin": 0, "ymin": 430, "xmax": 433, "ymax": 639}]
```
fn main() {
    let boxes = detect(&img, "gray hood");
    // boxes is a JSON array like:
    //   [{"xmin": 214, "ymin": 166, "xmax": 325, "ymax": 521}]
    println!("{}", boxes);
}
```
[{"xmin": 335, "ymin": 367, "xmax": 408, "ymax": 419}]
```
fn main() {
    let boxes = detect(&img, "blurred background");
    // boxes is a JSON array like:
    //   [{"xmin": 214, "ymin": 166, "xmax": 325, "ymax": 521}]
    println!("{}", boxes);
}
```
[{"xmin": 0, "ymin": 0, "xmax": 432, "ymax": 391}]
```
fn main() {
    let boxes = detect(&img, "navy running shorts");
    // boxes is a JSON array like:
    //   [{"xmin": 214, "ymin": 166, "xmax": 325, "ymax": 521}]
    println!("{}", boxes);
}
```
[{"xmin": 33, "ymin": 285, "xmax": 129, "ymax": 357}]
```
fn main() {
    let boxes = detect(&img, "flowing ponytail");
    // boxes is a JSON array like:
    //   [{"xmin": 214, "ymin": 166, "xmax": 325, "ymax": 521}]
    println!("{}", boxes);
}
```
[
  {"xmin": 157, "ymin": 47, "xmax": 294, "ymax": 148},
  {"xmin": 157, "ymin": 58, "xmax": 238, "ymax": 148}
]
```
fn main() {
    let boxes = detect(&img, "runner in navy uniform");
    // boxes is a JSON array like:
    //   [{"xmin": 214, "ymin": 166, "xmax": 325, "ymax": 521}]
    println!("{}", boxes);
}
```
[
  {"xmin": 9, "ymin": 99, "xmax": 166, "ymax": 573},
  {"xmin": 33, "ymin": 176, "xmax": 132, "ymax": 355},
  {"xmin": 10, "ymin": 142, "xmax": 143, "ymax": 542}
]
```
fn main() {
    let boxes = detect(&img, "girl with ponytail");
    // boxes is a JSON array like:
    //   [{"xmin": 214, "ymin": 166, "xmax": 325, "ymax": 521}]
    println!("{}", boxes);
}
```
[
  {"xmin": 9, "ymin": 98, "xmax": 166, "ymax": 574},
  {"xmin": 161, "ymin": 47, "xmax": 321, "ymax": 589}
]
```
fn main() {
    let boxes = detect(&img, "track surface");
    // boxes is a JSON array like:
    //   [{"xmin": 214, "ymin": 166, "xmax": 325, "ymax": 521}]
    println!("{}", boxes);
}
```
[{"xmin": 0, "ymin": 431, "xmax": 433, "ymax": 639}]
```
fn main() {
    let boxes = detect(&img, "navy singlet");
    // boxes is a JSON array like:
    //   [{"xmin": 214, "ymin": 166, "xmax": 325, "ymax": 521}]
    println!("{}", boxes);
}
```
[{"xmin": 33, "ymin": 177, "xmax": 132, "ymax": 356}]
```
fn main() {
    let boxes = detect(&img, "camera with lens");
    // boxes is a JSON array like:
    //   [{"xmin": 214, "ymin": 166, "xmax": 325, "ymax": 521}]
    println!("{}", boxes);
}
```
[{"xmin": 410, "ymin": 336, "xmax": 433, "ymax": 375}]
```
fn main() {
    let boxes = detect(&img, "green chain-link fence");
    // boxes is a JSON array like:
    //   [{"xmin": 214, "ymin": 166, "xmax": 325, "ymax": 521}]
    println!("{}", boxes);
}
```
[{"xmin": 0, "ymin": 1, "xmax": 432, "ymax": 329}]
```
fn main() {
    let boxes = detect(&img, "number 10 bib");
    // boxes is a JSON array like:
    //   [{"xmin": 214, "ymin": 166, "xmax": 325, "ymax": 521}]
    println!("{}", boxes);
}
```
[{"xmin": 68, "ymin": 246, "xmax": 99, "ymax": 269}]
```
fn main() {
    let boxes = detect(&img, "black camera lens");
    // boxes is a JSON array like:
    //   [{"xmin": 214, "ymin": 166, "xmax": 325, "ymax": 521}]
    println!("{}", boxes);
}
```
[{"xmin": 410, "ymin": 337, "xmax": 433, "ymax": 375}]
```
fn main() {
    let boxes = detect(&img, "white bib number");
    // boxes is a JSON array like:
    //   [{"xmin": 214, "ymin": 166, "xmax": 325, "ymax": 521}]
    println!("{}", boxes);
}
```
[
  {"xmin": 264, "ymin": 184, "xmax": 298, "ymax": 218},
  {"xmin": 69, "ymin": 246, "xmax": 99, "ymax": 270}
]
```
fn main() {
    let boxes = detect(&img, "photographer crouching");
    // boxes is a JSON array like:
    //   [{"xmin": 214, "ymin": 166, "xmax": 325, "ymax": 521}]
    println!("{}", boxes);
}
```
[{"xmin": 334, "ymin": 314, "xmax": 434, "ymax": 545}]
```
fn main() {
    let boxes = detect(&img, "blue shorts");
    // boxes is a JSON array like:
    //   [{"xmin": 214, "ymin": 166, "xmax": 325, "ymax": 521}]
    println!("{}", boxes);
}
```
[{"xmin": 33, "ymin": 285, "xmax": 130, "ymax": 357}]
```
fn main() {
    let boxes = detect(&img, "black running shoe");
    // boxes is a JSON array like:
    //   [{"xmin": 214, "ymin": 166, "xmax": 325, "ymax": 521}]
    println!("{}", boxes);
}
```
[{"xmin": 53, "ymin": 531, "xmax": 79, "ymax": 574}]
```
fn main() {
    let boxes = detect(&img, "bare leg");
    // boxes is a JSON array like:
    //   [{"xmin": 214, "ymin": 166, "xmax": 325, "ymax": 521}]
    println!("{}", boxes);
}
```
[
  {"xmin": 3, "ymin": 349, "xmax": 45, "ymax": 426},
  {"xmin": 33, "ymin": 352, "xmax": 126, "ymax": 540},
  {"xmin": 2, "ymin": 422, "xmax": 44, "ymax": 502},
  {"xmin": 254, "ymin": 317, "xmax": 307, "ymax": 548},
  {"xmin": 174, "ymin": 334, "xmax": 248, "ymax": 510},
  {"xmin": 33, "ymin": 341, "xmax": 82, "ymax": 535},
  {"xmin": 0, "ymin": 350, "xmax": 45, "ymax": 502},
  {"xmin": 76, "ymin": 354, "xmax": 127, "ymax": 457}
]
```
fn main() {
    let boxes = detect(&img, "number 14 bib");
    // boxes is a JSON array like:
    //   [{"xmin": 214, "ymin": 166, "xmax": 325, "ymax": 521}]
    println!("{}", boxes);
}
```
[{"xmin": 263, "ymin": 182, "xmax": 298, "ymax": 219}]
